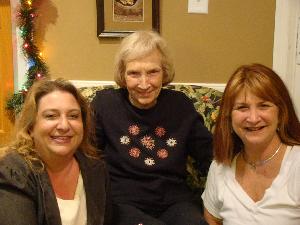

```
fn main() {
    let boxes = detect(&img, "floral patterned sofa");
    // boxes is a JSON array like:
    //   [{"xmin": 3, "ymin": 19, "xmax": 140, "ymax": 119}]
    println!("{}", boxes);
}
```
[{"xmin": 79, "ymin": 84, "xmax": 223, "ymax": 199}]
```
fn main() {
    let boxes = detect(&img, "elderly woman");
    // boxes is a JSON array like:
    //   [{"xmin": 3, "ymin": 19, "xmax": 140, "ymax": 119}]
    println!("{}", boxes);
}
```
[
  {"xmin": 202, "ymin": 64, "xmax": 300, "ymax": 225},
  {"xmin": 0, "ymin": 79, "xmax": 112, "ymax": 225},
  {"xmin": 91, "ymin": 31, "xmax": 212, "ymax": 225}
]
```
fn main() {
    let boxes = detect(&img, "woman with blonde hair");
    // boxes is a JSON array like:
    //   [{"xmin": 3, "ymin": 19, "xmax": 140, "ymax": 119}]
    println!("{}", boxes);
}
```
[{"xmin": 0, "ymin": 79, "xmax": 112, "ymax": 225}]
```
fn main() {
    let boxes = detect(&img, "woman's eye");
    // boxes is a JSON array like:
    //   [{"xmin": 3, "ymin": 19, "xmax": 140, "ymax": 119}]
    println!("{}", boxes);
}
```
[
  {"xmin": 127, "ymin": 71, "xmax": 140, "ymax": 77},
  {"xmin": 234, "ymin": 105, "xmax": 248, "ymax": 111},
  {"xmin": 68, "ymin": 114, "xmax": 80, "ymax": 119},
  {"xmin": 260, "ymin": 103, "xmax": 272, "ymax": 109},
  {"xmin": 148, "ymin": 69, "xmax": 161, "ymax": 75},
  {"xmin": 44, "ymin": 114, "xmax": 57, "ymax": 119}
]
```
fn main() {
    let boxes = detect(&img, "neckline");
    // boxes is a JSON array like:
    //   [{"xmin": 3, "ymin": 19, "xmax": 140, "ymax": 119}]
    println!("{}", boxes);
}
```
[
  {"xmin": 230, "ymin": 146, "xmax": 291, "ymax": 206},
  {"xmin": 122, "ymin": 88, "xmax": 163, "ymax": 113},
  {"xmin": 56, "ymin": 172, "xmax": 83, "ymax": 201}
]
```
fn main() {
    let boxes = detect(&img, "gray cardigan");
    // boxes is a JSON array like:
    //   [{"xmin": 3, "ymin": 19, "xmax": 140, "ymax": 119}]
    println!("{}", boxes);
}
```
[{"xmin": 0, "ymin": 150, "xmax": 112, "ymax": 225}]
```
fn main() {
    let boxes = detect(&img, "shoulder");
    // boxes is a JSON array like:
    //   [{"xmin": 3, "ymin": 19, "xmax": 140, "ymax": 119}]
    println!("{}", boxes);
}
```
[
  {"xmin": 291, "ymin": 144, "xmax": 300, "ymax": 153},
  {"xmin": 96, "ymin": 87, "xmax": 120, "ymax": 95},
  {"xmin": 285, "ymin": 145, "xmax": 300, "ymax": 167},
  {"xmin": 94, "ymin": 88, "xmax": 122, "ymax": 100},
  {"xmin": 0, "ymin": 151, "xmax": 30, "ymax": 173},
  {"xmin": 91, "ymin": 88, "xmax": 126, "ymax": 113},
  {"xmin": 284, "ymin": 145, "xmax": 300, "ymax": 203},
  {"xmin": 92, "ymin": 88, "xmax": 124, "ymax": 105},
  {"xmin": 160, "ymin": 89, "xmax": 193, "ymax": 106},
  {"xmin": 0, "ymin": 151, "xmax": 36, "ymax": 195},
  {"xmin": 207, "ymin": 160, "xmax": 227, "ymax": 178},
  {"xmin": 205, "ymin": 160, "xmax": 231, "ymax": 194},
  {"xmin": 161, "ymin": 88, "xmax": 189, "ymax": 98}
]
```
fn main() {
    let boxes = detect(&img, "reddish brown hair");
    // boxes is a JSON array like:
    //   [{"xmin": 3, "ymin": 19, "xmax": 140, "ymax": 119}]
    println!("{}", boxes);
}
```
[{"xmin": 214, "ymin": 63, "xmax": 300, "ymax": 165}]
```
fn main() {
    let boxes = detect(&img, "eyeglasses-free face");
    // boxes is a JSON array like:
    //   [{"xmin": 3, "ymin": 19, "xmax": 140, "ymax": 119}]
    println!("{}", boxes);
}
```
[
  {"xmin": 231, "ymin": 89, "xmax": 280, "ymax": 149},
  {"xmin": 124, "ymin": 49, "xmax": 163, "ymax": 109},
  {"xmin": 30, "ymin": 90, "xmax": 84, "ymax": 163}
]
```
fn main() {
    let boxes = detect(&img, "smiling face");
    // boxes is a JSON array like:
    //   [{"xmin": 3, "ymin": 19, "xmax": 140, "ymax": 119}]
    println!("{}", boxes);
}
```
[
  {"xmin": 231, "ymin": 89, "xmax": 280, "ymax": 149},
  {"xmin": 30, "ymin": 90, "xmax": 83, "ymax": 163},
  {"xmin": 124, "ymin": 49, "xmax": 163, "ymax": 109}
]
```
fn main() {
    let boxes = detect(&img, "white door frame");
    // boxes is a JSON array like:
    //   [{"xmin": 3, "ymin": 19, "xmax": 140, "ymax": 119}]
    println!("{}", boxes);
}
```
[{"xmin": 273, "ymin": 0, "xmax": 300, "ymax": 117}]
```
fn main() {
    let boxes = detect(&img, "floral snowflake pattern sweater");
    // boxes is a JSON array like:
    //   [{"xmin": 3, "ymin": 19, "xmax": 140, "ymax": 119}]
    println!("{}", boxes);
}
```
[{"xmin": 91, "ymin": 88, "xmax": 212, "ymax": 212}]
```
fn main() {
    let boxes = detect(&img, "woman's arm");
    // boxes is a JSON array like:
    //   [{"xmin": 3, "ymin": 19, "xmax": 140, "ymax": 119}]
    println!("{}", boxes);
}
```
[
  {"xmin": 202, "ymin": 161, "xmax": 224, "ymax": 225},
  {"xmin": 90, "ymin": 92, "xmax": 107, "ymax": 150},
  {"xmin": 0, "ymin": 183, "xmax": 38, "ymax": 224},
  {"xmin": 204, "ymin": 208, "xmax": 222, "ymax": 225},
  {"xmin": 0, "ymin": 153, "xmax": 38, "ymax": 224}
]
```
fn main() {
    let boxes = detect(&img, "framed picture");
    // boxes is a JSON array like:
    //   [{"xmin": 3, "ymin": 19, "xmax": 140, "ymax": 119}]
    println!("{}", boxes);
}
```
[{"xmin": 96, "ymin": 0, "xmax": 160, "ymax": 37}]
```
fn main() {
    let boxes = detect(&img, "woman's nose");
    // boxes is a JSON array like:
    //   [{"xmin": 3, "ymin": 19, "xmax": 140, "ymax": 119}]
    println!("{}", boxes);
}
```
[
  {"xmin": 138, "ymin": 74, "xmax": 150, "ymax": 89},
  {"xmin": 246, "ymin": 108, "xmax": 261, "ymax": 123},
  {"xmin": 56, "ymin": 116, "xmax": 70, "ymax": 130}
]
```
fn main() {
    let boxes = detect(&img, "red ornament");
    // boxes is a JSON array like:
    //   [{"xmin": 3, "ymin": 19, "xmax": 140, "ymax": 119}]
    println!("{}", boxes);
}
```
[
  {"xmin": 36, "ymin": 73, "xmax": 42, "ymax": 79},
  {"xmin": 21, "ymin": 89, "xmax": 28, "ymax": 96}
]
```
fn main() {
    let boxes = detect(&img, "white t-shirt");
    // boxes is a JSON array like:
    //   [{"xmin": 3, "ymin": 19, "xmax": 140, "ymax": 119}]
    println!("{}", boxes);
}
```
[
  {"xmin": 57, "ymin": 173, "xmax": 87, "ymax": 225},
  {"xmin": 202, "ymin": 145, "xmax": 300, "ymax": 225}
]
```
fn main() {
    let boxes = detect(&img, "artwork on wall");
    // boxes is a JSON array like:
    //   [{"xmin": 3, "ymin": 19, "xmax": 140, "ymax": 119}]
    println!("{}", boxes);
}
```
[{"xmin": 96, "ymin": 0, "xmax": 160, "ymax": 37}]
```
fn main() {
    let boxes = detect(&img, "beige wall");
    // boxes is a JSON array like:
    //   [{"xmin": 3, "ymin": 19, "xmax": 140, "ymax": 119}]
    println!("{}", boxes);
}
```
[{"xmin": 35, "ymin": 0, "xmax": 275, "ymax": 83}]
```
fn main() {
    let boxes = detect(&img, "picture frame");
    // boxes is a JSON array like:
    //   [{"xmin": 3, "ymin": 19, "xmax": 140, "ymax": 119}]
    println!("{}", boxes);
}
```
[{"xmin": 96, "ymin": 0, "xmax": 160, "ymax": 37}]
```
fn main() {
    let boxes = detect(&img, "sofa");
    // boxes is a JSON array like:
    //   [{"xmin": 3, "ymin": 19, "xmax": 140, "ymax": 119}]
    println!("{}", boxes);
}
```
[{"xmin": 79, "ymin": 84, "xmax": 223, "ymax": 199}]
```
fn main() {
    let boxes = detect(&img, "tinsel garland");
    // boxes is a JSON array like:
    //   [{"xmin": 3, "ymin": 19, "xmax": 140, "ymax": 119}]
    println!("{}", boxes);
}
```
[{"xmin": 6, "ymin": 0, "xmax": 49, "ymax": 114}]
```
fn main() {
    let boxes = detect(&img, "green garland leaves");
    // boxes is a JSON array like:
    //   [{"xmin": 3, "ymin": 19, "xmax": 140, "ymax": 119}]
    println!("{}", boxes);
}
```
[{"xmin": 6, "ymin": 0, "xmax": 49, "ymax": 114}]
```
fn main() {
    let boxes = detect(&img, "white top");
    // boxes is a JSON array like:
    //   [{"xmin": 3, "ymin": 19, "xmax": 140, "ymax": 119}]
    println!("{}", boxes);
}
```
[
  {"xmin": 202, "ymin": 145, "xmax": 300, "ymax": 225},
  {"xmin": 57, "ymin": 173, "xmax": 87, "ymax": 225}
]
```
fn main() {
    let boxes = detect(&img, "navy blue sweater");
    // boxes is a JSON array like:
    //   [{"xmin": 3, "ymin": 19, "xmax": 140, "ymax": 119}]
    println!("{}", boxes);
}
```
[{"xmin": 91, "ymin": 88, "xmax": 212, "ymax": 212}]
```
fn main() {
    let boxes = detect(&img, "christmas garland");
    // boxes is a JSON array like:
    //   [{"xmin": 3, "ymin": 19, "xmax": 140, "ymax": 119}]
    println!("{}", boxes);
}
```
[{"xmin": 6, "ymin": 0, "xmax": 49, "ymax": 114}]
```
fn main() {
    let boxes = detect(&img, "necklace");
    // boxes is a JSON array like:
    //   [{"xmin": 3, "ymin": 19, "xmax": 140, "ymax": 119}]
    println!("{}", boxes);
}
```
[{"xmin": 242, "ymin": 143, "xmax": 283, "ymax": 170}]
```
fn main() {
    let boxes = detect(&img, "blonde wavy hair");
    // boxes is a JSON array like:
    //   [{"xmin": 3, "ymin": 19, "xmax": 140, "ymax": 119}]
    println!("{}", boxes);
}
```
[{"xmin": 1, "ymin": 78, "xmax": 99, "ymax": 170}]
